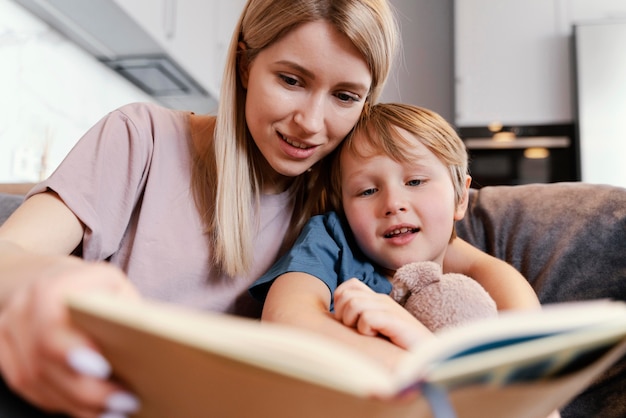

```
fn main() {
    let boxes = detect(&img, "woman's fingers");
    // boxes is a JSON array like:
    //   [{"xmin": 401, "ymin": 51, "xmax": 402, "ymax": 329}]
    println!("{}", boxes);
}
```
[{"xmin": 0, "ymin": 259, "xmax": 140, "ymax": 417}]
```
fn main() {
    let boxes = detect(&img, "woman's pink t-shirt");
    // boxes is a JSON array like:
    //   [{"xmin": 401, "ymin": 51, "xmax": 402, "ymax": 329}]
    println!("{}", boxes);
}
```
[{"xmin": 28, "ymin": 102, "xmax": 293, "ymax": 317}]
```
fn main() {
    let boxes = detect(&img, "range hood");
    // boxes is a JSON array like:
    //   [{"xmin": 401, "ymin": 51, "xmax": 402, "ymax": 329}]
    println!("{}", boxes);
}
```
[{"xmin": 14, "ymin": 0, "xmax": 217, "ymax": 112}]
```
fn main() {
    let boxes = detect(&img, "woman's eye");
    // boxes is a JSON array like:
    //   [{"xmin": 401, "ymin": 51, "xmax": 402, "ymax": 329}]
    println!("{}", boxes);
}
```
[
  {"xmin": 407, "ymin": 179, "xmax": 423, "ymax": 187},
  {"xmin": 279, "ymin": 74, "xmax": 299, "ymax": 86},
  {"xmin": 336, "ymin": 92, "xmax": 360, "ymax": 103}
]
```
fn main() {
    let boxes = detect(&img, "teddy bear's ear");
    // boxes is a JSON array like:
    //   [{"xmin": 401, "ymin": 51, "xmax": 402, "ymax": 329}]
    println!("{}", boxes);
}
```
[
  {"xmin": 390, "ymin": 263, "xmax": 422, "ymax": 303},
  {"xmin": 393, "ymin": 261, "xmax": 442, "ymax": 292}
]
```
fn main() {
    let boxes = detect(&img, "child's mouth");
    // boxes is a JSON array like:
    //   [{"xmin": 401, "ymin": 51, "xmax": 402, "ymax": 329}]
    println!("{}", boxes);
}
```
[{"xmin": 384, "ymin": 227, "xmax": 419, "ymax": 238}]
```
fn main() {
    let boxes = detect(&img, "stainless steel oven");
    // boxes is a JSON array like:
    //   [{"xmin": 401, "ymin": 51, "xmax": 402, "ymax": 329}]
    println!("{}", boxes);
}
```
[{"xmin": 459, "ymin": 124, "xmax": 579, "ymax": 188}]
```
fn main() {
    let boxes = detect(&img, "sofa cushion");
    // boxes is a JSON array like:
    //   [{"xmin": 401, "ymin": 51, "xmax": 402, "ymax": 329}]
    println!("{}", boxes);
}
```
[
  {"xmin": 0, "ymin": 193, "xmax": 23, "ymax": 226},
  {"xmin": 456, "ymin": 182, "xmax": 626, "ymax": 304}
]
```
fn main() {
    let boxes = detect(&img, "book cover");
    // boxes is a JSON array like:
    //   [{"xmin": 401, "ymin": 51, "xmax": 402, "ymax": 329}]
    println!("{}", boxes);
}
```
[{"xmin": 67, "ymin": 294, "xmax": 626, "ymax": 418}]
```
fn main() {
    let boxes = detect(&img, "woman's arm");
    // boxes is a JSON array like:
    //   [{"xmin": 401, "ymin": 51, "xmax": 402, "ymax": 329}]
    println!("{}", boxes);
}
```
[
  {"xmin": 0, "ymin": 192, "xmax": 85, "ymax": 303},
  {"xmin": 0, "ymin": 192, "xmax": 140, "ymax": 417},
  {"xmin": 443, "ymin": 237, "xmax": 540, "ymax": 310},
  {"xmin": 263, "ymin": 273, "xmax": 416, "ymax": 371}
]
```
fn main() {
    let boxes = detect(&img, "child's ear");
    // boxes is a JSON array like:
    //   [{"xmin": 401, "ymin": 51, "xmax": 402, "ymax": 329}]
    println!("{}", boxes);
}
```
[
  {"xmin": 453, "ymin": 175, "xmax": 472, "ymax": 221},
  {"xmin": 238, "ymin": 41, "xmax": 250, "ymax": 89}
]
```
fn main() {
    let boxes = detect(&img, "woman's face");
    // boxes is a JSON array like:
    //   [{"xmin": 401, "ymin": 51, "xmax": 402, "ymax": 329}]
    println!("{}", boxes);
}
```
[{"xmin": 241, "ymin": 20, "xmax": 372, "ymax": 192}]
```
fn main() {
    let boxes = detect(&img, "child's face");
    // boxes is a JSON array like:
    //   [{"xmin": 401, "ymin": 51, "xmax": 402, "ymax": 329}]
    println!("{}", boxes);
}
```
[{"xmin": 340, "ymin": 128, "xmax": 468, "ymax": 273}]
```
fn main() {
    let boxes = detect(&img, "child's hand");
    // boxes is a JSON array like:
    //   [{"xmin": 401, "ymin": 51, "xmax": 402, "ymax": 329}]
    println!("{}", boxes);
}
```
[{"xmin": 333, "ymin": 278, "xmax": 433, "ymax": 350}]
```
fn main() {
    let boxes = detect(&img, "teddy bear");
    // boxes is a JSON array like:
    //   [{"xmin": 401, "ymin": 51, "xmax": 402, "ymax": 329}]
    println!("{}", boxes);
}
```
[{"xmin": 390, "ymin": 261, "xmax": 498, "ymax": 332}]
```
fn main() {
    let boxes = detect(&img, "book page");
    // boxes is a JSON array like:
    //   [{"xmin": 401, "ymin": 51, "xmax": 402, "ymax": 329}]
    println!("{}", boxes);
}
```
[
  {"xmin": 67, "ymin": 293, "xmax": 397, "ymax": 397},
  {"xmin": 394, "ymin": 300, "xmax": 626, "ymax": 390}
]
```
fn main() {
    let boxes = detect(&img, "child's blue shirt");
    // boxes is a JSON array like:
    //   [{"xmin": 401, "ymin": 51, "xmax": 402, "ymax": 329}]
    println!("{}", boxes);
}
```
[{"xmin": 249, "ymin": 211, "xmax": 391, "ymax": 311}]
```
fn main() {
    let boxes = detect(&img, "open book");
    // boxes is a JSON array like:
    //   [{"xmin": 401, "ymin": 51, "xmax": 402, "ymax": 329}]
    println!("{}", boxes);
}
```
[{"xmin": 67, "ymin": 294, "xmax": 626, "ymax": 418}]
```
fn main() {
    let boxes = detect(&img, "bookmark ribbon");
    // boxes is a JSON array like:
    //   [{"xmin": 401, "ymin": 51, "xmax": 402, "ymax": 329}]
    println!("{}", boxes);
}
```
[{"xmin": 421, "ymin": 383, "xmax": 457, "ymax": 418}]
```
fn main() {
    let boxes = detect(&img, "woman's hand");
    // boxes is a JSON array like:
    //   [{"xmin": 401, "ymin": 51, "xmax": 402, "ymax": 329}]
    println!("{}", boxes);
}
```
[
  {"xmin": 0, "ymin": 256, "xmax": 140, "ymax": 418},
  {"xmin": 333, "ymin": 278, "xmax": 433, "ymax": 350}
]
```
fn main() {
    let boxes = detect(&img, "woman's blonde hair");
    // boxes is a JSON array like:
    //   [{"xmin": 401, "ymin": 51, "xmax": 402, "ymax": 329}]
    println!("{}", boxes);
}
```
[
  {"xmin": 191, "ymin": 0, "xmax": 399, "ymax": 276},
  {"xmin": 328, "ymin": 103, "xmax": 469, "ymax": 221}
]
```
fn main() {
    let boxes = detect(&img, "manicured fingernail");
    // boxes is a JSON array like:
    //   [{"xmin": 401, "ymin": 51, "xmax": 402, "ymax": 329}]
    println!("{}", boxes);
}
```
[
  {"xmin": 98, "ymin": 412, "xmax": 128, "ymax": 418},
  {"xmin": 66, "ymin": 346, "xmax": 111, "ymax": 378},
  {"xmin": 106, "ymin": 391, "xmax": 141, "ymax": 413}
]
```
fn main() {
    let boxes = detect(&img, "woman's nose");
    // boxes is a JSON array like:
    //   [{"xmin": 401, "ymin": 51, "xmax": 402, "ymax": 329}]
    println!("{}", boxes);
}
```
[{"xmin": 294, "ymin": 95, "xmax": 325, "ymax": 134}]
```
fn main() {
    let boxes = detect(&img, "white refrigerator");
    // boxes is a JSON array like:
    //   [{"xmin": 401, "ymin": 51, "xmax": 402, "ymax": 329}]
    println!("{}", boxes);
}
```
[{"xmin": 575, "ymin": 21, "xmax": 626, "ymax": 188}]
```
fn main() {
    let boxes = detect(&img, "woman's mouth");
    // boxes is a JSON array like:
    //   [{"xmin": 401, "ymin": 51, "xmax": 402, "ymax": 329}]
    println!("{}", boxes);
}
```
[{"xmin": 280, "ymin": 133, "xmax": 313, "ymax": 150}]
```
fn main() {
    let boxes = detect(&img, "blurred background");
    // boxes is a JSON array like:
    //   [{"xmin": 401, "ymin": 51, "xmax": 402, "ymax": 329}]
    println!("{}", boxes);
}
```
[{"xmin": 1, "ymin": 0, "xmax": 625, "ymax": 188}]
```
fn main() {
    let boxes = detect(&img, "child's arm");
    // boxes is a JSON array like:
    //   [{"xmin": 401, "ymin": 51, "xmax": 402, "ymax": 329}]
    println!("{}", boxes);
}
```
[
  {"xmin": 444, "ymin": 237, "xmax": 540, "ymax": 310},
  {"xmin": 263, "ymin": 272, "xmax": 418, "ymax": 371}
]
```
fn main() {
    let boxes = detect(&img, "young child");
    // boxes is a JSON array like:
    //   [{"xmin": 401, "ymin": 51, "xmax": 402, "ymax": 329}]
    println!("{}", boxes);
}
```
[{"xmin": 250, "ymin": 103, "xmax": 541, "ymax": 367}]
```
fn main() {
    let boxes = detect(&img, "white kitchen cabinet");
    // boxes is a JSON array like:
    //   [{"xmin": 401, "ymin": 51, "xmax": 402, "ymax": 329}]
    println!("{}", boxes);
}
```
[
  {"xmin": 112, "ymin": 0, "xmax": 246, "ymax": 99},
  {"xmin": 454, "ymin": 0, "xmax": 626, "ymax": 127},
  {"xmin": 565, "ymin": 0, "xmax": 626, "ymax": 24},
  {"xmin": 454, "ymin": 0, "xmax": 572, "ymax": 127}
]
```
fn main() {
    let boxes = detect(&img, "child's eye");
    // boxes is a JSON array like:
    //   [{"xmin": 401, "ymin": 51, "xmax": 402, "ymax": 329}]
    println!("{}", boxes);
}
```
[
  {"xmin": 359, "ymin": 188, "xmax": 377, "ymax": 197},
  {"xmin": 335, "ymin": 91, "xmax": 360, "ymax": 103},
  {"xmin": 407, "ymin": 179, "xmax": 423, "ymax": 187}
]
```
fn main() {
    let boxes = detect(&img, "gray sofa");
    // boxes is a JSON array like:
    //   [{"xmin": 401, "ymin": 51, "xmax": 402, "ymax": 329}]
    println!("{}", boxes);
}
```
[
  {"xmin": 0, "ymin": 182, "xmax": 625, "ymax": 417},
  {"xmin": 455, "ymin": 182, "xmax": 626, "ymax": 418},
  {"xmin": 0, "ymin": 193, "xmax": 22, "ymax": 226}
]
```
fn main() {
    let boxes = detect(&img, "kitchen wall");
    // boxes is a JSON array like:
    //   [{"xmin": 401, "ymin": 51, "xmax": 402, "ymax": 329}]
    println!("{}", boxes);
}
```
[
  {"xmin": 0, "ymin": 0, "xmax": 155, "ymax": 183},
  {"xmin": 381, "ymin": 0, "xmax": 454, "ymax": 121}
]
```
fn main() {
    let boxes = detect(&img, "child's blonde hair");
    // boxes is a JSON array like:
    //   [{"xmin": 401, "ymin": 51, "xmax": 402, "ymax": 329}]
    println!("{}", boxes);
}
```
[
  {"xmin": 328, "ymin": 103, "xmax": 469, "ymax": 221},
  {"xmin": 191, "ymin": 0, "xmax": 399, "ymax": 276}
]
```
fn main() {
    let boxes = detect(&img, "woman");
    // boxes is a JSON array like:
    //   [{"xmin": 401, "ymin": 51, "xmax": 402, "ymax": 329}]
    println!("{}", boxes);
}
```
[{"xmin": 0, "ymin": 1, "xmax": 398, "ymax": 417}]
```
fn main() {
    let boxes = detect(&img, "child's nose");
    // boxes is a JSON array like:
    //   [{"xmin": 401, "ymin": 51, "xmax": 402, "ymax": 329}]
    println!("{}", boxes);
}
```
[{"xmin": 383, "ymin": 190, "xmax": 408, "ymax": 216}]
